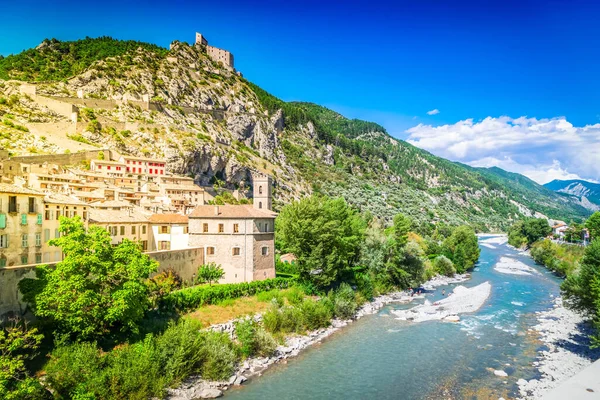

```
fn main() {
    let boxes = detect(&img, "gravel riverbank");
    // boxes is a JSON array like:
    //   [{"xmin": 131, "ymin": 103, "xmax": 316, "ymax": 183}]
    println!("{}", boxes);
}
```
[
  {"xmin": 167, "ymin": 274, "xmax": 469, "ymax": 399},
  {"xmin": 517, "ymin": 297, "xmax": 600, "ymax": 399}
]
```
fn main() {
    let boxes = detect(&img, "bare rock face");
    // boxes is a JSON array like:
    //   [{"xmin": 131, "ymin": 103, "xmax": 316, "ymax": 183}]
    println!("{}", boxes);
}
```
[{"xmin": 323, "ymin": 144, "xmax": 334, "ymax": 165}]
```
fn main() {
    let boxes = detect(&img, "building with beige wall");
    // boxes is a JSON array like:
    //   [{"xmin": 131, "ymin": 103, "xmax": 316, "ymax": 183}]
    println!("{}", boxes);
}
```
[
  {"xmin": 89, "ymin": 207, "xmax": 150, "ymax": 250},
  {"xmin": 188, "ymin": 174, "xmax": 275, "ymax": 283},
  {"xmin": 0, "ymin": 184, "xmax": 45, "ymax": 267},
  {"xmin": 42, "ymin": 193, "xmax": 89, "ymax": 263},
  {"xmin": 148, "ymin": 214, "xmax": 189, "ymax": 251}
]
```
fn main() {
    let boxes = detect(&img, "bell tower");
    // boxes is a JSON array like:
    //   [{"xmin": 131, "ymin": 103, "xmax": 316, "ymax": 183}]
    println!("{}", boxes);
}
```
[{"xmin": 253, "ymin": 174, "xmax": 272, "ymax": 211}]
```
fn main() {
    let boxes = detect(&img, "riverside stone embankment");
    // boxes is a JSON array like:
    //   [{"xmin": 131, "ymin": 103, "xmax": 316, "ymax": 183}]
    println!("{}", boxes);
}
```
[{"xmin": 167, "ymin": 274, "xmax": 470, "ymax": 399}]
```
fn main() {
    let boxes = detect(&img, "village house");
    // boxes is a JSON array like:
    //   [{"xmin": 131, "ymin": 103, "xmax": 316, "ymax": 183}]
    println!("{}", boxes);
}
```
[
  {"xmin": 0, "ymin": 183, "xmax": 45, "ymax": 267},
  {"xmin": 188, "ymin": 174, "xmax": 276, "ymax": 283},
  {"xmin": 90, "ymin": 159, "xmax": 127, "ymax": 177},
  {"xmin": 88, "ymin": 207, "xmax": 151, "ymax": 249},
  {"xmin": 148, "ymin": 214, "xmax": 189, "ymax": 251},
  {"xmin": 42, "ymin": 193, "xmax": 89, "ymax": 263},
  {"xmin": 552, "ymin": 223, "xmax": 568, "ymax": 238},
  {"xmin": 119, "ymin": 155, "xmax": 166, "ymax": 177}
]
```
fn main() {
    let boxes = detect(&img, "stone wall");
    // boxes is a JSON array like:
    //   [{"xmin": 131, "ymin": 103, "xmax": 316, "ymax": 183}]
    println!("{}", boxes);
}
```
[
  {"xmin": 34, "ymin": 96, "xmax": 78, "ymax": 122},
  {"xmin": 0, "ymin": 246, "xmax": 205, "ymax": 318},
  {"xmin": 9, "ymin": 149, "xmax": 114, "ymax": 166}
]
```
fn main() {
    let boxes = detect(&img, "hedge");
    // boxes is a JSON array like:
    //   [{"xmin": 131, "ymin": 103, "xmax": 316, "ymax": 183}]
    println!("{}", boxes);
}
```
[{"xmin": 160, "ymin": 277, "xmax": 296, "ymax": 312}]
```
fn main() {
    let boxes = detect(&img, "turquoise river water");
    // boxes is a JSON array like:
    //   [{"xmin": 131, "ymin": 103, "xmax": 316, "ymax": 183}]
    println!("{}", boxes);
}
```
[{"xmin": 225, "ymin": 236, "xmax": 561, "ymax": 399}]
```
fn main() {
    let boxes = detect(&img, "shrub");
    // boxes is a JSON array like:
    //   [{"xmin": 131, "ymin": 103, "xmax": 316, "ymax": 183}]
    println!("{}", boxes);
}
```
[
  {"xmin": 160, "ymin": 277, "xmax": 295, "ymax": 312},
  {"xmin": 332, "ymin": 283, "xmax": 358, "ymax": 319},
  {"xmin": 155, "ymin": 320, "xmax": 205, "ymax": 385},
  {"xmin": 196, "ymin": 262, "xmax": 225, "ymax": 286},
  {"xmin": 86, "ymin": 119, "xmax": 101, "ymax": 133},
  {"xmin": 284, "ymin": 286, "xmax": 305, "ymax": 305},
  {"xmin": 433, "ymin": 255, "xmax": 456, "ymax": 277},
  {"xmin": 234, "ymin": 319, "xmax": 277, "ymax": 358},
  {"xmin": 299, "ymin": 299, "xmax": 332, "ymax": 330},
  {"xmin": 199, "ymin": 332, "xmax": 237, "ymax": 381},
  {"xmin": 355, "ymin": 272, "xmax": 374, "ymax": 300},
  {"xmin": 257, "ymin": 289, "xmax": 285, "ymax": 306}
]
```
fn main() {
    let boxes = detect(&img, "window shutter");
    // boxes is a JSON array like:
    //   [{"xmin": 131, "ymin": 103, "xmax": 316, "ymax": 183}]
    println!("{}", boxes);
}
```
[
  {"xmin": 37, "ymin": 214, "xmax": 42, "ymax": 225},
  {"xmin": 0, "ymin": 214, "xmax": 5, "ymax": 229},
  {"xmin": 21, "ymin": 214, "xmax": 27, "ymax": 225}
]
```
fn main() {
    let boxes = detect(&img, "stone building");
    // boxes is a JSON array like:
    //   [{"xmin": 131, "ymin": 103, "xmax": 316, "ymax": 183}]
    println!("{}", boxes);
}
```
[
  {"xmin": 194, "ymin": 32, "xmax": 235, "ymax": 69},
  {"xmin": 0, "ymin": 184, "xmax": 45, "ymax": 267},
  {"xmin": 42, "ymin": 193, "xmax": 89, "ymax": 263},
  {"xmin": 188, "ymin": 174, "xmax": 275, "ymax": 283},
  {"xmin": 88, "ymin": 207, "xmax": 150, "ymax": 249}
]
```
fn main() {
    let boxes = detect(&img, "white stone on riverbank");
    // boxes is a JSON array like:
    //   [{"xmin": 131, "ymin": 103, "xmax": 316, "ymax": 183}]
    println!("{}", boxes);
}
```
[
  {"xmin": 517, "ymin": 297, "xmax": 600, "ymax": 399},
  {"xmin": 494, "ymin": 257, "xmax": 537, "ymax": 276},
  {"xmin": 479, "ymin": 235, "xmax": 508, "ymax": 245},
  {"xmin": 391, "ymin": 281, "xmax": 492, "ymax": 322}
]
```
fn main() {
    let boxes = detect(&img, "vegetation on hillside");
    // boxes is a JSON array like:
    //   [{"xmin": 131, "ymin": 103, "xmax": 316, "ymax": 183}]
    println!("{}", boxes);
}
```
[{"xmin": 0, "ymin": 36, "xmax": 168, "ymax": 82}]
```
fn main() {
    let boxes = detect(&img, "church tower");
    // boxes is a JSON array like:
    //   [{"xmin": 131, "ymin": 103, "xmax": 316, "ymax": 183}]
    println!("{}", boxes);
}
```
[{"xmin": 253, "ymin": 174, "xmax": 272, "ymax": 211}]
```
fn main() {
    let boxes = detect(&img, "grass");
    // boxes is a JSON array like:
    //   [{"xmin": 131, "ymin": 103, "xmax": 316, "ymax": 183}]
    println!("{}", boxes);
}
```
[{"xmin": 185, "ymin": 288, "xmax": 299, "ymax": 327}]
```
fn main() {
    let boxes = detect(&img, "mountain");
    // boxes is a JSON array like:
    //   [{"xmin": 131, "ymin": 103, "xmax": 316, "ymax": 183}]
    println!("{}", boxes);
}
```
[
  {"xmin": 0, "ymin": 36, "xmax": 592, "ymax": 231},
  {"xmin": 544, "ymin": 179, "xmax": 600, "ymax": 211}
]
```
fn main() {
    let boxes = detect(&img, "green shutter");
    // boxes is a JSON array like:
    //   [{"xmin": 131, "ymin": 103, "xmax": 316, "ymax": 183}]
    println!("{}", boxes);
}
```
[
  {"xmin": 0, "ymin": 214, "xmax": 5, "ymax": 229},
  {"xmin": 21, "ymin": 214, "xmax": 27, "ymax": 225},
  {"xmin": 37, "ymin": 214, "xmax": 42, "ymax": 225}
]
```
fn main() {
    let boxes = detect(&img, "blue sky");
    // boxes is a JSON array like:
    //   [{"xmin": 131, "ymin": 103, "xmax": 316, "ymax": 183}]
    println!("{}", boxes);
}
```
[{"xmin": 1, "ymin": 0, "xmax": 599, "ymax": 183}]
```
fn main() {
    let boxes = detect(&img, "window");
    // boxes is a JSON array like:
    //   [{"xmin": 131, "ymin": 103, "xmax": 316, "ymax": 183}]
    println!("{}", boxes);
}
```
[
  {"xmin": 45, "ymin": 210, "xmax": 52, "ymax": 220},
  {"xmin": 232, "ymin": 247, "xmax": 240, "ymax": 256},
  {"xmin": 56, "ymin": 210, "xmax": 61, "ymax": 220},
  {"xmin": 37, "ymin": 214, "xmax": 42, "ymax": 225},
  {"xmin": 259, "ymin": 202, "xmax": 262, "ymax": 209},
  {"xmin": 22, "ymin": 234, "xmax": 28, "ymax": 248},
  {"xmin": 28, "ymin": 197, "xmax": 35, "ymax": 213},
  {"xmin": 44, "ymin": 229, "xmax": 50, "ymax": 243},
  {"xmin": 21, "ymin": 214, "xmax": 27, "ymax": 225},
  {"xmin": 131, "ymin": 226, "xmax": 136, "ymax": 235},
  {"xmin": 83, "ymin": 211, "xmax": 88, "ymax": 220},
  {"xmin": 8, "ymin": 196, "xmax": 16, "ymax": 213},
  {"xmin": 0, "ymin": 234, "xmax": 8, "ymax": 248},
  {"xmin": 159, "ymin": 241, "xmax": 170, "ymax": 250},
  {"xmin": 120, "ymin": 226, "xmax": 125, "ymax": 235},
  {"xmin": 35, "ymin": 233, "xmax": 41, "ymax": 247},
  {"xmin": 203, "ymin": 223, "xmax": 208, "ymax": 233},
  {"xmin": 161, "ymin": 226, "xmax": 169, "ymax": 234},
  {"xmin": 259, "ymin": 185, "xmax": 263, "ymax": 194},
  {"xmin": 141, "ymin": 240, "xmax": 148, "ymax": 251},
  {"xmin": 21, "ymin": 256, "xmax": 28, "ymax": 265},
  {"xmin": 0, "ymin": 258, "xmax": 5, "ymax": 267},
  {"xmin": 233, "ymin": 223, "xmax": 239, "ymax": 233},
  {"xmin": 35, "ymin": 254, "xmax": 42, "ymax": 264},
  {"xmin": 207, "ymin": 247, "xmax": 215, "ymax": 255},
  {"xmin": 0, "ymin": 214, "xmax": 5, "ymax": 229},
  {"xmin": 184, "ymin": 226, "xmax": 189, "ymax": 234},
  {"xmin": 55, "ymin": 229, "xmax": 60, "ymax": 238},
  {"xmin": 218, "ymin": 224, "xmax": 224, "ymax": 233},
  {"xmin": 262, "ymin": 246, "xmax": 269, "ymax": 256}
]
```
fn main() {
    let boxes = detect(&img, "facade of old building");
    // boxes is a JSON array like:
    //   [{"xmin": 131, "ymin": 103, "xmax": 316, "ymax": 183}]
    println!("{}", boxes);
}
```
[
  {"xmin": 148, "ymin": 213, "xmax": 189, "ymax": 251},
  {"xmin": 188, "ymin": 175, "xmax": 275, "ymax": 283}
]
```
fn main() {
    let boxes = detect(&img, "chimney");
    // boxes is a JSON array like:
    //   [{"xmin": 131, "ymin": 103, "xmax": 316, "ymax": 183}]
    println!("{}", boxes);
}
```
[{"xmin": 214, "ymin": 205, "xmax": 219, "ymax": 216}]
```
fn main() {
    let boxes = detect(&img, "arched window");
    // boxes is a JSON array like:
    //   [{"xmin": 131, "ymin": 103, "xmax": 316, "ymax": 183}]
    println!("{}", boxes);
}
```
[
  {"xmin": 259, "ymin": 185, "xmax": 263, "ymax": 194},
  {"xmin": 259, "ymin": 201, "xmax": 262, "ymax": 209}
]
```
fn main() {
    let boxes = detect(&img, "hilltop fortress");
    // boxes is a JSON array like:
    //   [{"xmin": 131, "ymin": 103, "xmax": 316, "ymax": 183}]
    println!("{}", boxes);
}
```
[{"xmin": 194, "ymin": 32, "xmax": 234, "ymax": 69}]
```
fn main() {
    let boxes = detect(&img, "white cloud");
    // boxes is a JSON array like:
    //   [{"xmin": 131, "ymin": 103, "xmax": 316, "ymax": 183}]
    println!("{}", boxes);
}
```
[
  {"xmin": 406, "ymin": 116, "xmax": 600, "ymax": 184},
  {"xmin": 427, "ymin": 109, "xmax": 440, "ymax": 115}
]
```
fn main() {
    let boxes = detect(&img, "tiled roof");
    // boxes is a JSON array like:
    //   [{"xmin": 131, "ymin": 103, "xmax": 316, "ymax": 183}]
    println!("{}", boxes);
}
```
[
  {"xmin": 0, "ymin": 183, "xmax": 45, "ymax": 195},
  {"xmin": 44, "ymin": 193, "xmax": 87, "ymax": 205},
  {"xmin": 189, "ymin": 204, "xmax": 276, "ymax": 219},
  {"xmin": 89, "ymin": 208, "xmax": 149, "ymax": 223},
  {"xmin": 89, "ymin": 199, "xmax": 132, "ymax": 208},
  {"xmin": 148, "ymin": 213, "xmax": 189, "ymax": 224},
  {"xmin": 120, "ymin": 155, "xmax": 165, "ymax": 162},
  {"xmin": 91, "ymin": 159, "xmax": 127, "ymax": 166}
]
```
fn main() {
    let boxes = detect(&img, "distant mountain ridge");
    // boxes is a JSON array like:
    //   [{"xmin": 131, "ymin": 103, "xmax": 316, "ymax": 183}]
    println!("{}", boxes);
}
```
[{"xmin": 544, "ymin": 179, "xmax": 600, "ymax": 211}]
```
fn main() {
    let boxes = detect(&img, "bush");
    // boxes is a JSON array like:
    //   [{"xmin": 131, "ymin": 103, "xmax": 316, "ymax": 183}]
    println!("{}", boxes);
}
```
[
  {"xmin": 199, "ymin": 332, "xmax": 237, "ymax": 381},
  {"xmin": 355, "ymin": 272, "xmax": 374, "ymax": 300},
  {"xmin": 332, "ymin": 283, "xmax": 358, "ymax": 319},
  {"xmin": 299, "ymin": 299, "xmax": 333, "ymax": 330},
  {"xmin": 256, "ymin": 289, "xmax": 285, "ymax": 307},
  {"xmin": 433, "ymin": 255, "xmax": 456, "ymax": 277},
  {"xmin": 284, "ymin": 286, "xmax": 305, "ymax": 305},
  {"xmin": 235, "ymin": 319, "xmax": 277, "ymax": 358},
  {"xmin": 160, "ymin": 277, "xmax": 295, "ymax": 312},
  {"xmin": 154, "ymin": 320, "xmax": 205, "ymax": 385}
]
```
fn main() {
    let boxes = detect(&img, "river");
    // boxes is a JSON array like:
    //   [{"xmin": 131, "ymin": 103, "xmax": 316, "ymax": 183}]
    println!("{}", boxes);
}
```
[{"xmin": 225, "ymin": 235, "xmax": 562, "ymax": 399}]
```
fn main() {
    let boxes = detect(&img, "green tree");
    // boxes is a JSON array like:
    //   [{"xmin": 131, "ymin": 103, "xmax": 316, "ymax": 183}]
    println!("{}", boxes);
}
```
[
  {"xmin": 586, "ymin": 212, "xmax": 600, "ymax": 241},
  {"xmin": 19, "ymin": 217, "xmax": 158, "ymax": 341},
  {"xmin": 0, "ymin": 320, "xmax": 46, "ymax": 399},
  {"xmin": 561, "ymin": 239, "xmax": 600, "ymax": 347},
  {"xmin": 433, "ymin": 255, "xmax": 456, "ymax": 277},
  {"xmin": 392, "ymin": 213, "xmax": 411, "ymax": 248},
  {"xmin": 443, "ymin": 226, "xmax": 480, "ymax": 273},
  {"xmin": 276, "ymin": 196, "xmax": 366, "ymax": 288},
  {"xmin": 522, "ymin": 218, "xmax": 552, "ymax": 245},
  {"xmin": 196, "ymin": 262, "xmax": 225, "ymax": 286}
]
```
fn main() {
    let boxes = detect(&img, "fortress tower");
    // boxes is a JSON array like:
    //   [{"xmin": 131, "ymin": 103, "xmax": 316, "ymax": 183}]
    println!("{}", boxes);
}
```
[{"xmin": 194, "ymin": 32, "xmax": 234, "ymax": 69}]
